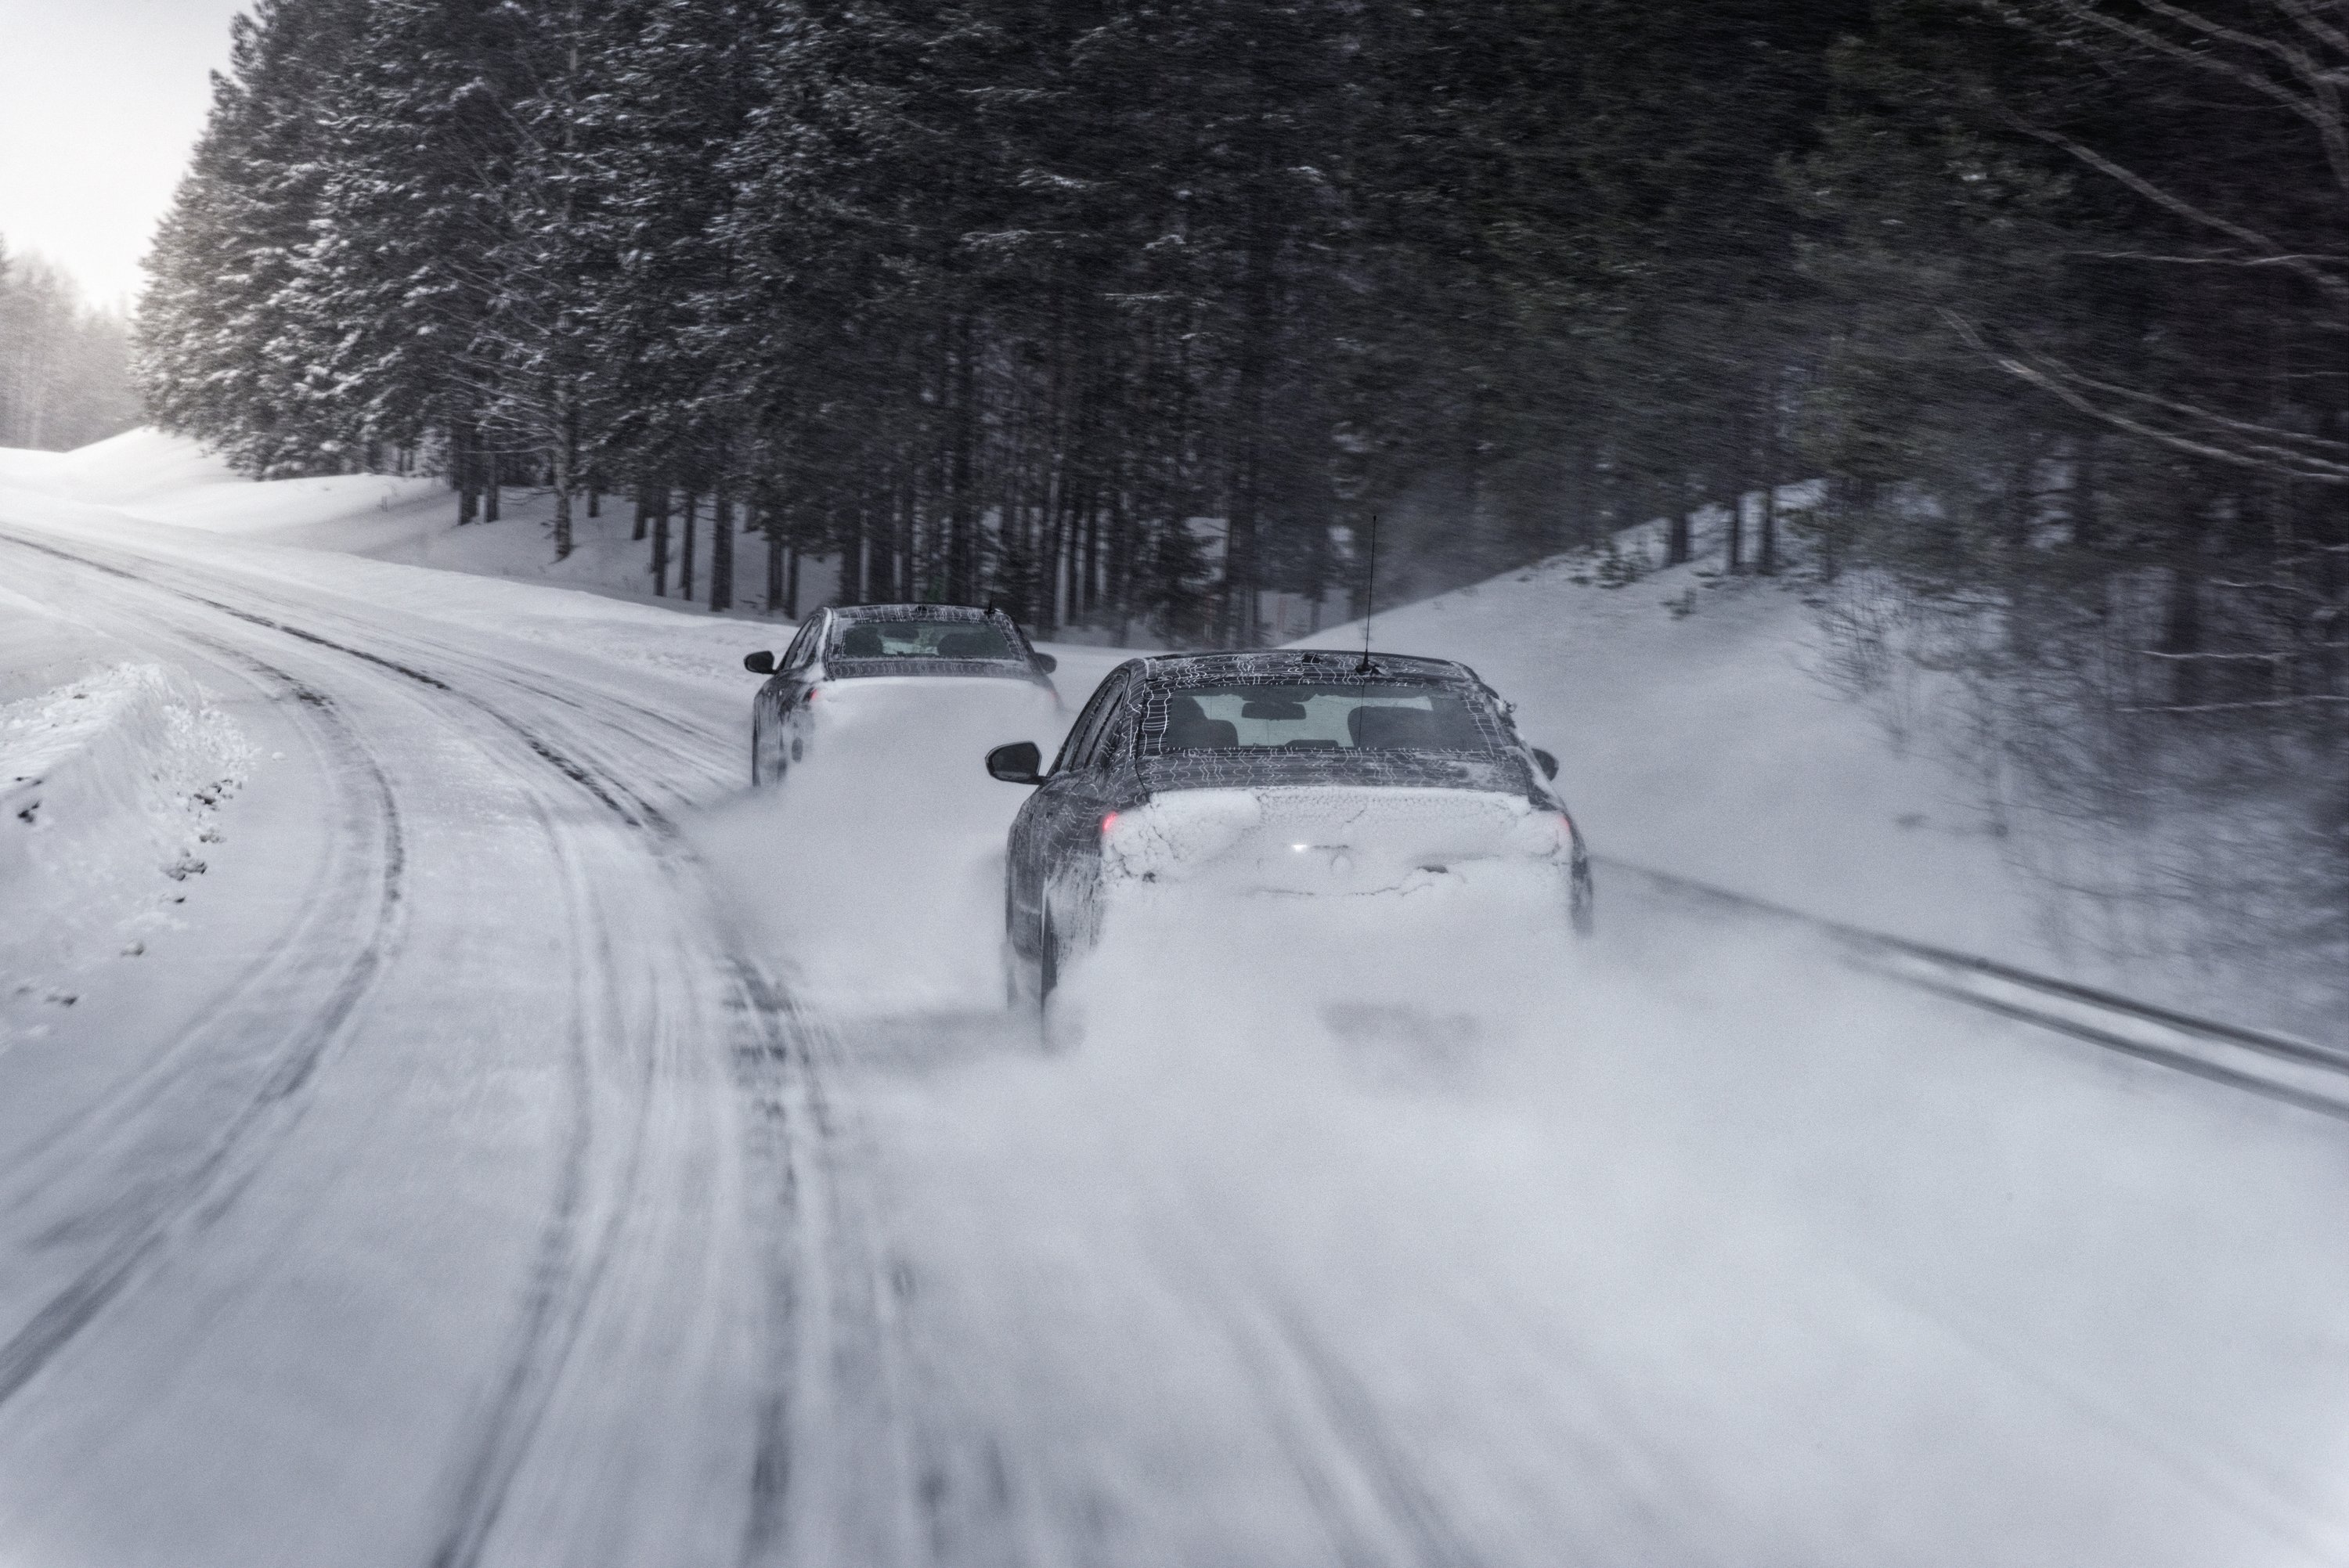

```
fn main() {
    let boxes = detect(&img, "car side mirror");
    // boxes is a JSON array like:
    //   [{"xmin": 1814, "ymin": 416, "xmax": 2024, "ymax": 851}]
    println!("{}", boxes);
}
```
[
  {"xmin": 1033, "ymin": 652, "xmax": 1058, "ymax": 674},
  {"xmin": 743, "ymin": 651, "xmax": 777, "ymax": 676},
  {"xmin": 987, "ymin": 741, "xmax": 1045, "ymax": 784},
  {"xmin": 1532, "ymin": 748, "xmax": 1560, "ymax": 781}
]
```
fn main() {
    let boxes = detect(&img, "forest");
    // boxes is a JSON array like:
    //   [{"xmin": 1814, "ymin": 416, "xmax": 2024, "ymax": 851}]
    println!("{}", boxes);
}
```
[
  {"xmin": 0, "ymin": 239, "xmax": 136, "ymax": 453},
  {"xmin": 138, "ymin": 0, "xmax": 2349, "ymax": 966}
]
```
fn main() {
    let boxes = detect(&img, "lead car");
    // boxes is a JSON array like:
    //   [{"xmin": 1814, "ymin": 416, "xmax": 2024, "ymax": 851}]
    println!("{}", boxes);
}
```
[
  {"xmin": 743, "ymin": 603, "xmax": 1059, "ymax": 785},
  {"xmin": 987, "ymin": 649, "xmax": 1595, "ymax": 1000}
]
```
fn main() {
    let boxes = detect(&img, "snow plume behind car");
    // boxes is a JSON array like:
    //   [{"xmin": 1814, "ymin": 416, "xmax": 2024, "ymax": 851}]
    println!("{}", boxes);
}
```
[
  {"xmin": 862, "ymin": 889, "xmax": 2349, "ymax": 1567},
  {"xmin": 1059, "ymin": 830, "xmax": 1582, "ymax": 1060},
  {"xmin": 693, "ymin": 673, "xmax": 1066, "ymax": 1015}
]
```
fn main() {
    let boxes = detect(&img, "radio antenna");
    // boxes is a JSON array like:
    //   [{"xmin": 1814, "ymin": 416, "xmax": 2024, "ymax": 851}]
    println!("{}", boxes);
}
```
[{"xmin": 1355, "ymin": 512, "xmax": 1380, "ymax": 673}]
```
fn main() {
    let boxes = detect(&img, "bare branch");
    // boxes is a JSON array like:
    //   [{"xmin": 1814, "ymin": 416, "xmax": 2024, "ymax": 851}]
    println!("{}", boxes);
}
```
[
  {"xmin": 2137, "ymin": 643, "xmax": 2349, "ymax": 658},
  {"xmin": 2116, "ymin": 694, "xmax": 2349, "ymax": 710},
  {"xmin": 2032, "ymin": 357, "xmax": 2349, "ymax": 452},
  {"xmin": 1997, "ymin": 105, "xmax": 2349, "ymax": 302},
  {"xmin": 2018, "ymin": 1, "xmax": 2349, "ymax": 204},
  {"xmin": 2030, "ymin": 0, "xmax": 2316, "ymax": 112},
  {"xmin": 1943, "ymin": 310, "xmax": 2349, "ymax": 480},
  {"xmin": 2069, "ymin": 247, "xmax": 2349, "ymax": 265},
  {"xmin": 2271, "ymin": 0, "xmax": 2349, "ymax": 66}
]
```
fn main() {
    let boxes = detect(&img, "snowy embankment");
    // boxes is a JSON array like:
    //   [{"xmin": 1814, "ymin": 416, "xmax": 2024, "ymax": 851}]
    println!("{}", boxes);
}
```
[
  {"xmin": 0, "ymin": 428, "xmax": 794, "ymax": 620},
  {"xmin": 0, "ymin": 590, "xmax": 253, "ymax": 1025},
  {"xmin": 1294, "ymin": 546, "xmax": 2043, "ymax": 957}
]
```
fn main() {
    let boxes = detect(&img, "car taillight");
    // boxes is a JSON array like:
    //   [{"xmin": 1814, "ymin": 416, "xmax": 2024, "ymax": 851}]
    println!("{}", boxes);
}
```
[{"xmin": 1100, "ymin": 812, "xmax": 1120, "ymax": 837}]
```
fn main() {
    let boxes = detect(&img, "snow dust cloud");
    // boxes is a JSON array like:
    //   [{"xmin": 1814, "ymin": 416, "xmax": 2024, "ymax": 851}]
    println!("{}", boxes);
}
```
[
  {"xmin": 694, "ymin": 675, "xmax": 2349, "ymax": 1563},
  {"xmin": 690, "ymin": 674, "xmax": 1065, "ymax": 1015}
]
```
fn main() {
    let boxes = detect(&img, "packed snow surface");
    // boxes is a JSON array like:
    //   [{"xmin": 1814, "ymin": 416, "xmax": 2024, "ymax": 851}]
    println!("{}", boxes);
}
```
[{"xmin": 0, "ymin": 438, "xmax": 2345, "ymax": 1566}]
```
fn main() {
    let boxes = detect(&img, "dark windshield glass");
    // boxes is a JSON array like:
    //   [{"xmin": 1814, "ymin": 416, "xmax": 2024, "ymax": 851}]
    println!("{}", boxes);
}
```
[
  {"xmin": 1149, "ymin": 683, "xmax": 1493, "ymax": 753},
  {"xmin": 833, "ymin": 620, "xmax": 1016, "ymax": 661}
]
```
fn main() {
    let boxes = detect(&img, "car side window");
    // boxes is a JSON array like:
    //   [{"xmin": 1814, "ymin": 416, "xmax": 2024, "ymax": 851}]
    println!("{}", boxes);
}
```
[
  {"xmin": 781, "ymin": 616, "xmax": 821, "ymax": 671},
  {"xmin": 1053, "ymin": 670, "xmax": 1128, "ymax": 775},
  {"xmin": 1091, "ymin": 697, "xmax": 1137, "ymax": 770}
]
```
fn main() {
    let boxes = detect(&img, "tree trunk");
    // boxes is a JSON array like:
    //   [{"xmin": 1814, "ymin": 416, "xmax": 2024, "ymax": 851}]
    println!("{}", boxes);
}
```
[
  {"xmin": 1224, "ymin": 167, "xmax": 1279, "ymax": 647},
  {"xmin": 456, "ymin": 422, "xmax": 480, "ymax": 524},
  {"xmin": 1758, "ymin": 379, "xmax": 1782, "ymax": 576},
  {"xmin": 839, "ymin": 494, "xmax": 864, "ymax": 607},
  {"xmin": 550, "ymin": 406, "xmax": 576, "ymax": 561},
  {"xmin": 651, "ymin": 501, "xmax": 671, "ymax": 597},
  {"xmin": 2163, "ymin": 497, "xmax": 2206, "ymax": 708},
  {"xmin": 948, "ymin": 313, "xmax": 980, "ymax": 604},
  {"xmin": 710, "ymin": 484, "xmax": 734, "ymax": 613},
  {"xmin": 680, "ymin": 489, "xmax": 698, "ymax": 604},
  {"xmin": 765, "ymin": 506, "xmax": 785, "ymax": 614}
]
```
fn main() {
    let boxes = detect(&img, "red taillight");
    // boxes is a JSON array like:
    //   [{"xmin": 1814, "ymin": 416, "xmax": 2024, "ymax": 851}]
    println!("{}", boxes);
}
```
[
  {"xmin": 804, "ymin": 685, "xmax": 820, "ymax": 704},
  {"xmin": 1100, "ymin": 812, "xmax": 1120, "ymax": 837},
  {"xmin": 1558, "ymin": 812, "xmax": 1575, "ymax": 839}
]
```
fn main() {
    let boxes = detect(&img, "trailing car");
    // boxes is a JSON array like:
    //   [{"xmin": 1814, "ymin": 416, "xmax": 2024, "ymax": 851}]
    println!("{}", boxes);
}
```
[
  {"xmin": 986, "ymin": 649, "xmax": 1593, "ymax": 997},
  {"xmin": 743, "ymin": 604, "xmax": 1060, "ymax": 785}
]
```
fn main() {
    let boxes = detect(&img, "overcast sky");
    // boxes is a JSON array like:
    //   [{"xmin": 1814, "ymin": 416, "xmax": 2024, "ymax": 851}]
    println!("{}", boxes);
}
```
[{"xmin": 0, "ymin": 0, "xmax": 247, "ymax": 311}]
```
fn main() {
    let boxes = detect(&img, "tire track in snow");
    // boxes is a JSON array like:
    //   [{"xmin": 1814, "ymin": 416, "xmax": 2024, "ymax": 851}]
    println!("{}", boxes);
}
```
[
  {"xmin": 0, "ymin": 529, "xmax": 648, "ymax": 1553},
  {"xmin": 1151, "ymin": 1215, "xmax": 1484, "ymax": 1568},
  {"xmin": 726, "ymin": 967, "xmax": 941, "ymax": 1568},
  {"xmin": 0, "ymin": 526, "xmax": 912, "ymax": 1562},
  {"xmin": 0, "ymin": 630, "xmax": 406, "ymax": 1409},
  {"xmin": 421, "ymin": 791, "xmax": 635, "ymax": 1568}
]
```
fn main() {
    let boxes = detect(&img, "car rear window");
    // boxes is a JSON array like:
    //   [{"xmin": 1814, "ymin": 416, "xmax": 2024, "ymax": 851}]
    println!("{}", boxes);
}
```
[
  {"xmin": 832, "ymin": 620, "xmax": 1016, "ymax": 661},
  {"xmin": 1148, "ymin": 683, "xmax": 1493, "ymax": 752}
]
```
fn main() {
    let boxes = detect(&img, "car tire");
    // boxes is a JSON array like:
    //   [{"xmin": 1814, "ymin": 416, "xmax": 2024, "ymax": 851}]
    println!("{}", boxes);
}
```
[
  {"xmin": 1039, "ymin": 907, "xmax": 1062, "ymax": 1000},
  {"xmin": 1004, "ymin": 882, "xmax": 1041, "ymax": 1011},
  {"xmin": 1569, "ymin": 863, "xmax": 1597, "ymax": 937}
]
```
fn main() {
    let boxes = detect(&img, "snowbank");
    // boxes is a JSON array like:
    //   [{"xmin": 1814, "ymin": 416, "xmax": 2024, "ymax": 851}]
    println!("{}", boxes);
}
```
[
  {"xmin": 0, "ymin": 622, "xmax": 254, "ymax": 1025},
  {"xmin": 0, "ymin": 429, "xmax": 814, "ymax": 620}
]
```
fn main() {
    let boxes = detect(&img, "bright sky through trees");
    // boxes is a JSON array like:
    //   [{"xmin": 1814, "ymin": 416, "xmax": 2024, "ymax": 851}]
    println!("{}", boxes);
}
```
[{"xmin": 0, "ymin": 0, "xmax": 244, "ymax": 307}]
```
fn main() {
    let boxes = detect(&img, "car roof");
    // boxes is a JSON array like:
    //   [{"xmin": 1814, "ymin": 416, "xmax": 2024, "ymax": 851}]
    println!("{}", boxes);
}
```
[
  {"xmin": 1128, "ymin": 649, "xmax": 1478, "ymax": 686},
  {"xmin": 828, "ymin": 603, "xmax": 995, "ymax": 625}
]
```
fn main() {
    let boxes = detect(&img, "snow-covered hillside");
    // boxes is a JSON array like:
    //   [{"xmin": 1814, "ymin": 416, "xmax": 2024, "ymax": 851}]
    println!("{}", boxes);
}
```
[
  {"xmin": 1297, "ymin": 553, "xmax": 2045, "ymax": 962},
  {"xmin": 0, "ymin": 429, "xmax": 818, "ymax": 618}
]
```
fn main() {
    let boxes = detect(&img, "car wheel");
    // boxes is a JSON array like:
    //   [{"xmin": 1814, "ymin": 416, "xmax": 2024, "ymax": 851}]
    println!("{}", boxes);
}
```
[
  {"xmin": 1569, "ymin": 862, "xmax": 1596, "ymax": 937},
  {"xmin": 1039, "ymin": 907, "xmax": 1062, "ymax": 1000},
  {"xmin": 750, "ymin": 720, "xmax": 763, "ymax": 786}
]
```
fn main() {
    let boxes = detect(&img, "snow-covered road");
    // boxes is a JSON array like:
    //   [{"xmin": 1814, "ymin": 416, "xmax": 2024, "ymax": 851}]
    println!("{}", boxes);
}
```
[{"xmin": 3, "ymin": 508, "xmax": 2348, "ymax": 1568}]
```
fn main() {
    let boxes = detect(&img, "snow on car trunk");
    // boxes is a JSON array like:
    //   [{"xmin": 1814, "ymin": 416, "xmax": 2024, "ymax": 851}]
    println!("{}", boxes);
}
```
[
  {"xmin": 1104, "ymin": 784, "xmax": 1573, "ymax": 897},
  {"xmin": 0, "ymin": 660, "xmax": 254, "ymax": 1022}
]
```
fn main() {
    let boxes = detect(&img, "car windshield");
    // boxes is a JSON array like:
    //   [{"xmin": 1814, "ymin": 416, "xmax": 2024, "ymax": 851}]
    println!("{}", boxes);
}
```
[
  {"xmin": 833, "ymin": 619, "xmax": 1016, "ymax": 661},
  {"xmin": 1150, "ymin": 683, "xmax": 1493, "ymax": 752}
]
